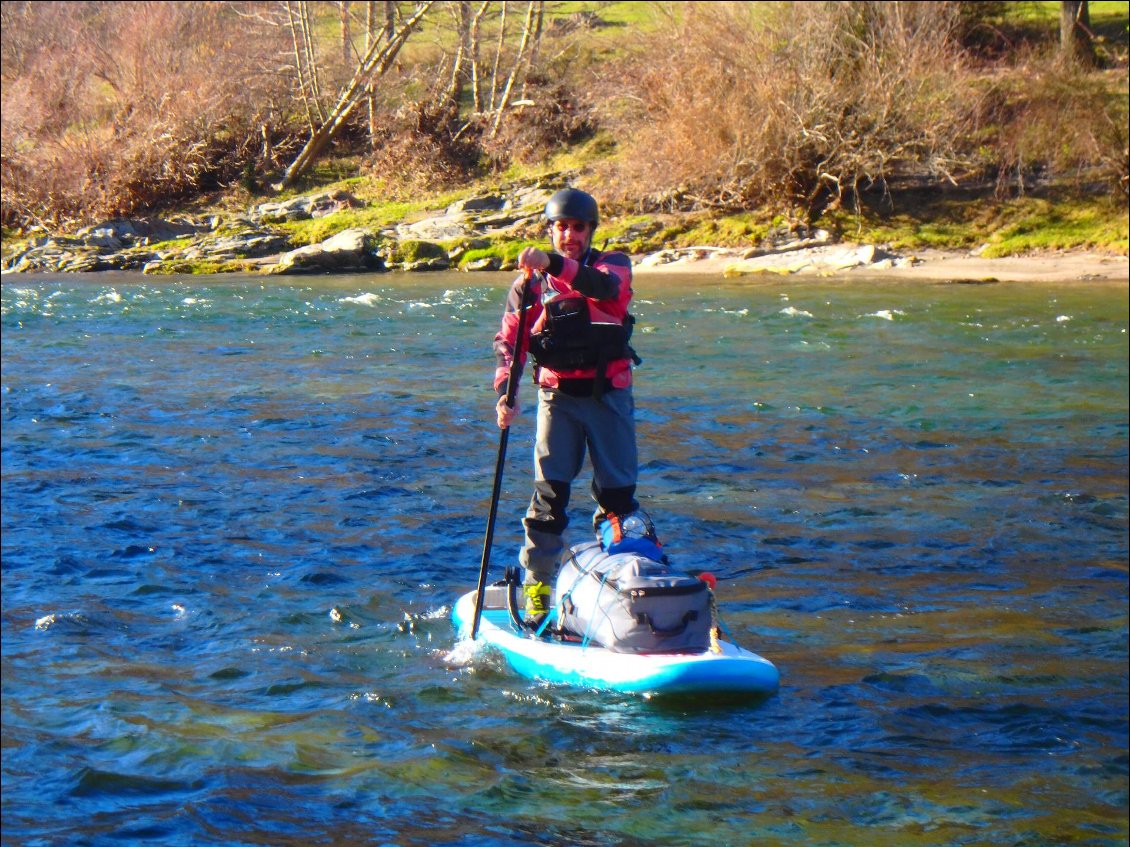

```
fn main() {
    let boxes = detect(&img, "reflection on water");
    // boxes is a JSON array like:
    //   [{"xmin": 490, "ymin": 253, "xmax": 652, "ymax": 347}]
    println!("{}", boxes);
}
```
[{"xmin": 2, "ymin": 271, "xmax": 1127, "ymax": 846}]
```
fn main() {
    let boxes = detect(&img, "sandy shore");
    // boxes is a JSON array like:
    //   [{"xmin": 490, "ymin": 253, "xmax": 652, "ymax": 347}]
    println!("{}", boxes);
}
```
[{"xmin": 631, "ymin": 244, "xmax": 1129, "ymax": 284}]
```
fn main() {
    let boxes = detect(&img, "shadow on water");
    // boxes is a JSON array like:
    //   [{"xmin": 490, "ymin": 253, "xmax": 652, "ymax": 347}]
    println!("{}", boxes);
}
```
[{"xmin": 2, "ymin": 272, "xmax": 1127, "ymax": 846}]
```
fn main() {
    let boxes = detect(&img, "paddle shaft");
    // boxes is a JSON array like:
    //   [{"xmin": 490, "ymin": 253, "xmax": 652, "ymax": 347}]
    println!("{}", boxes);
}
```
[{"xmin": 470, "ymin": 270, "xmax": 534, "ymax": 640}]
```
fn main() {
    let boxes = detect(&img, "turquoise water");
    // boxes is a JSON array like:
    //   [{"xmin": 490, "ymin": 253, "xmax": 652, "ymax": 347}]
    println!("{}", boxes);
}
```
[{"xmin": 2, "ymin": 271, "xmax": 1127, "ymax": 846}]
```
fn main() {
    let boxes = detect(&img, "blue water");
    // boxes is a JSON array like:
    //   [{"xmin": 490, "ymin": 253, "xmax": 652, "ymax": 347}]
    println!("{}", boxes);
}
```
[{"xmin": 2, "ymin": 271, "xmax": 1127, "ymax": 846}]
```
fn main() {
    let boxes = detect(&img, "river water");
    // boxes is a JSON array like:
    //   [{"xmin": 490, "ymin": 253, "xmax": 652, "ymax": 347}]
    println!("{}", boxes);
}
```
[{"xmin": 2, "ymin": 270, "xmax": 1127, "ymax": 847}]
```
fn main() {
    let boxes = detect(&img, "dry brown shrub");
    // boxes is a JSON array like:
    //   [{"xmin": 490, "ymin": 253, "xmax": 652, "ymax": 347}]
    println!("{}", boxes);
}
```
[
  {"xmin": 360, "ymin": 73, "xmax": 595, "ymax": 197},
  {"xmin": 592, "ymin": 1, "xmax": 979, "ymax": 225},
  {"xmin": 974, "ymin": 59, "xmax": 1129, "ymax": 199},
  {"xmin": 1, "ymin": 1, "xmax": 291, "ymax": 230},
  {"xmin": 362, "ymin": 100, "xmax": 482, "ymax": 198},
  {"xmin": 479, "ymin": 76, "xmax": 597, "ymax": 169}
]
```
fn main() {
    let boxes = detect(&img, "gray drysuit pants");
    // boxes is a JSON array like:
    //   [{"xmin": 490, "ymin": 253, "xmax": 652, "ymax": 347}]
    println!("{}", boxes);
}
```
[{"xmin": 521, "ymin": 386, "xmax": 639, "ymax": 585}]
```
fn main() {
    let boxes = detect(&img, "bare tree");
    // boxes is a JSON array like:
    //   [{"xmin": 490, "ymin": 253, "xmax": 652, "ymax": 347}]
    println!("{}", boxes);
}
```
[
  {"xmin": 489, "ymin": 1, "xmax": 540, "ymax": 138},
  {"xmin": 444, "ymin": 1, "xmax": 473, "ymax": 106},
  {"xmin": 365, "ymin": 0, "xmax": 379, "ymax": 143},
  {"xmin": 488, "ymin": 1, "xmax": 509, "ymax": 111},
  {"xmin": 469, "ymin": 1, "xmax": 491, "ymax": 111},
  {"xmin": 519, "ymin": 0, "xmax": 544, "ymax": 100},
  {"xmin": 383, "ymin": 0, "xmax": 397, "ymax": 42},
  {"xmin": 1060, "ymin": 0, "xmax": 1096, "ymax": 67},
  {"xmin": 286, "ymin": 0, "xmax": 327, "ymax": 131},
  {"xmin": 281, "ymin": 0, "xmax": 436, "ymax": 187},
  {"xmin": 340, "ymin": 1, "xmax": 351, "ymax": 65}
]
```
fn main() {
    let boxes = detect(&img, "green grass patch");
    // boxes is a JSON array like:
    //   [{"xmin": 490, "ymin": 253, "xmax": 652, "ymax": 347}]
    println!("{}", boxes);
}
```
[
  {"xmin": 272, "ymin": 206, "xmax": 407, "ymax": 246},
  {"xmin": 979, "ymin": 197, "xmax": 1130, "ymax": 256},
  {"xmin": 456, "ymin": 240, "xmax": 530, "ymax": 269},
  {"xmin": 147, "ymin": 236, "xmax": 196, "ymax": 253},
  {"xmin": 549, "ymin": 1, "xmax": 667, "ymax": 29},
  {"xmin": 390, "ymin": 239, "xmax": 448, "ymax": 264},
  {"xmin": 670, "ymin": 214, "xmax": 771, "ymax": 248},
  {"xmin": 146, "ymin": 258, "xmax": 260, "ymax": 275},
  {"xmin": 598, "ymin": 212, "xmax": 775, "ymax": 254},
  {"xmin": 994, "ymin": 1, "xmax": 1128, "ymax": 61},
  {"xmin": 597, "ymin": 215, "xmax": 664, "ymax": 254},
  {"xmin": 821, "ymin": 190, "xmax": 1129, "ymax": 256},
  {"xmin": 1015, "ymin": 1, "xmax": 1128, "ymax": 25},
  {"xmin": 825, "ymin": 203, "xmax": 985, "ymax": 251},
  {"xmin": 540, "ymin": 131, "xmax": 619, "ymax": 177}
]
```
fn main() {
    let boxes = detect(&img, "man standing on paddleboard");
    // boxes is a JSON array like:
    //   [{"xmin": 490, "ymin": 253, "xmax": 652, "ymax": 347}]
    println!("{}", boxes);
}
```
[{"xmin": 493, "ymin": 188, "xmax": 643, "ymax": 627}]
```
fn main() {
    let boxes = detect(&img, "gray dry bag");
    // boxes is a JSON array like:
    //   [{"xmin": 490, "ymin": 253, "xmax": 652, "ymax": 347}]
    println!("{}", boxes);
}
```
[{"xmin": 555, "ymin": 541, "xmax": 712, "ymax": 654}]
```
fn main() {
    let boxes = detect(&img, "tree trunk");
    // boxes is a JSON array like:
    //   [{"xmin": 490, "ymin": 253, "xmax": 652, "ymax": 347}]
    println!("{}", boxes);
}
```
[
  {"xmin": 340, "ymin": 1, "xmax": 351, "ymax": 66},
  {"xmin": 490, "ymin": 1, "xmax": 537, "ymax": 138},
  {"xmin": 286, "ymin": 0, "xmax": 321, "ymax": 132},
  {"xmin": 282, "ymin": 1, "xmax": 435, "ymax": 187},
  {"xmin": 444, "ymin": 1, "xmax": 472, "ymax": 106},
  {"xmin": 469, "ymin": 1, "xmax": 490, "ymax": 112},
  {"xmin": 299, "ymin": 1, "xmax": 325, "ymax": 116},
  {"xmin": 383, "ymin": 1, "xmax": 396, "ymax": 43},
  {"xmin": 366, "ymin": 0, "xmax": 377, "ymax": 145},
  {"xmin": 1060, "ymin": 0, "xmax": 1096, "ymax": 67},
  {"xmin": 520, "ymin": 0, "xmax": 544, "ymax": 100},
  {"xmin": 489, "ymin": 2, "xmax": 508, "ymax": 110}
]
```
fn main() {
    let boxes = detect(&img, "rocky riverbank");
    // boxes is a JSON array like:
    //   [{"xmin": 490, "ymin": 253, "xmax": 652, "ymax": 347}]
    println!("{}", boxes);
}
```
[
  {"xmin": 2, "ymin": 182, "xmax": 1126, "ymax": 284},
  {"xmin": 632, "ymin": 242, "xmax": 1129, "ymax": 284},
  {"xmin": 0, "ymin": 186, "xmax": 547, "ymax": 276}
]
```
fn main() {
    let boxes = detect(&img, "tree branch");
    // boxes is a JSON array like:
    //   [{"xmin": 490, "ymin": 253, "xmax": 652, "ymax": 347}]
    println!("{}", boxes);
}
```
[{"xmin": 281, "ymin": 0, "xmax": 436, "ymax": 187}]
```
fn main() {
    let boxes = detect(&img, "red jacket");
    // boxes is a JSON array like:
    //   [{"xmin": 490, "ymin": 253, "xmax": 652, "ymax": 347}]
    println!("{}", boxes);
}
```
[{"xmin": 493, "ymin": 248, "xmax": 634, "ymax": 397}]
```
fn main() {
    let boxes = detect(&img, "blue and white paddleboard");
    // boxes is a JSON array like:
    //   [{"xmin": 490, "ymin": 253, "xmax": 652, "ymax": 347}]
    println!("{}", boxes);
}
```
[{"xmin": 452, "ymin": 589, "xmax": 779, "ymax": 697}]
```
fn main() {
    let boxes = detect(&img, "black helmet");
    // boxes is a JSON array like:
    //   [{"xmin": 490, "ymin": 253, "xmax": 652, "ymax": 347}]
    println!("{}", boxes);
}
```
[{"xmin": 545, "ymin": 188, "xmax": 599, "ymax": 228}]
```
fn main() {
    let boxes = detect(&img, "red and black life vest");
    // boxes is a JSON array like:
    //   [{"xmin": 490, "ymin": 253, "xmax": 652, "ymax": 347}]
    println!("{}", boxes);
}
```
[{"xmin": 528, "ymin": 295, "xmax": 639, "ymax": 375}]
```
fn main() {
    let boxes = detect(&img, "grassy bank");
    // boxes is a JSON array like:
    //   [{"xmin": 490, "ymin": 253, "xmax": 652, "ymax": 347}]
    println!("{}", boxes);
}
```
[
  {"xmin": 2, "ymin": 1, "xmax": 1127, "ymax": 265},
  {"xmin": 116, "ymin": 0, "xmax": 1130, "ymax": 261}
]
